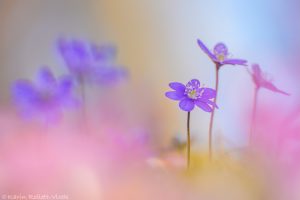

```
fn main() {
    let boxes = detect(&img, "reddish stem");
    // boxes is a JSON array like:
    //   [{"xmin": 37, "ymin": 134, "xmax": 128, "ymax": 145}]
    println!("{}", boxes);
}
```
[{"xmin": 208, "ymin": 64, "xmax": 220, "ymax": 160}]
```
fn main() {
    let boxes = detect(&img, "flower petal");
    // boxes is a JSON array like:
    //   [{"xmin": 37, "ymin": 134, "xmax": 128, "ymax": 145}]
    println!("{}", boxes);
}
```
[
  {"xmin": 165, "ymin": 91, "xmax": 185, "ymax": 100},
  {"xmin": 222, "ymin": 58, "xmax": 247, "ymax": 66},
  {"xmin": 169, "ymin": 82, "xmax": 185, "ymax": 92},
  {"xmin": 37, "ymin": 67, "xmax": 56, "ymax": 86},
  {"xmin": 262, "ymin": 81, "xmax": 290, "ymax": 96},
  {"xmin": 197, "ymin": 39, "xmax": 217, "ymax": 61},
  {"xmin": 213, "ymin": 43, "xmax": 228, "ymax": 56},
  {"xmin": 199, "ymin": 98, "xmax": 218, "ymax": 109},
  {"xmin": 71, "ymin": 39, "xmax": 89, "ymax": 59},
  {"xmin": 179, "ymin": 98, "xmax": 195, "ymax": 111},
  {"xmin": 195, "ymin": 100, "xmax": 213, "ymax": 112},
  {"xmin": 252, "ymin": 64, "xmax": 261, "ymax": 77},
  {"xmin": 93, "ymin": 66, "xmax": 127, "ymax": 85},
  {"xmin": 58, "ymin": 76, "xmax": 73, "ymax": 95},
  {"xmin": 201, "ymin": 88, "xmax": 216, "ymax": 99},
  {"xmin": 57, "ymin": 38, "xmax": 90, "ymax": 76},
  {"xmin": 57, "ymin": 77, "xmax": 80, "ymax": 108},
  {"xmin": 12, "ymin": 80, "xmax": 36, "ymax": 103},
  {"xmin": 91, "ymin": 44, "xmax": 116, "ymax": 61},
  {"xmin": 187, "ymin": 79, "xmax": 201, "ymax": 88}
]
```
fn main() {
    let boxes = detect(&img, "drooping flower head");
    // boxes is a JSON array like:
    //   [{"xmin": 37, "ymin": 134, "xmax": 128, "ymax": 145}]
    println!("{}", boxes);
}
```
[
  {"xmin": 12, "ymin": 67, "xmax": 78, "ymax": 122},
  {"xmin": 250, "ymin": 64, "xmax": 289, "ymax": 95},
  {"xmin": 197, "ymin": 39, "xmax": 247, "ymax": 68},
  {"xmin": 57, "ymin": 38, "xmax": 127, "ymax": 85},
  {"xmin": 165, "ymin": 79, "xmax": 218, "ymax": 112}
]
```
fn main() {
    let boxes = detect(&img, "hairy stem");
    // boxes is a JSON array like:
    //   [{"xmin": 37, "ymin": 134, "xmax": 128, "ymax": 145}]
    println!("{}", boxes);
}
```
[
  {"xmin": 187, "ymin": 111, "xmax": 191, "ymax": 169},
  {"xmin": 208, "ymin": 64, "xmax": 220, "ymax": 160}
]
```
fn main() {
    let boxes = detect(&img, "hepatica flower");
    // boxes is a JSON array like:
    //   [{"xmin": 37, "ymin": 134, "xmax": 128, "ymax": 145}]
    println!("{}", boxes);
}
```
[
  {"xmin": 165, "ymin": 79, "xmax": 217, "ymax": 168},
  {"xmin": 250, "ymin": 64, "xmax": 289, "ymax": 95},
  {"xmin": 249, "ymin": 64, "xmax": 289, "ymax": 145},
  {"xmin": 57, "ymin": 38, "xmax": 127, "ymax": 85},
  {"xmin": 165, "ymin": 79, "xmax": 217, "ymax": 112},
  {"xmin": 197, "ymin": 39, "xmax": 247, "ymax": 67},
  {"xmin": 197, "ymin": 39, "xmax": 247, "ymax": 159},
  {"xmin": 12, "ymin": 67, "xmax": 77, "ymax": 121}
]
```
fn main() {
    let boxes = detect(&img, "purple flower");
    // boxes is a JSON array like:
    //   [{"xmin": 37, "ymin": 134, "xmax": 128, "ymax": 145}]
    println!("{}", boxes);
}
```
[
  {"xmin": 197, "ymin": 39, "xmax": 247, "ymax": 67},
  {"xmin": 250, "ymin": 64, "xmax": 289, "ymax": 95},
  {"xmin": 12, "ymin": 67, "xmax": 78, "ymax": 121},
  {"xmin": 165, "ymin": 79, "xmax": 218, "ymax": 112},
  {"xmin": 57, "ymin": 38, "xmax": 127, "ymax": 85}
]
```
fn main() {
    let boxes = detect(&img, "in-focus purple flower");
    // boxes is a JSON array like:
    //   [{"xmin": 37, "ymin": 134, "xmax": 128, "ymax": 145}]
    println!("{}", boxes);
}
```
[
  {"xmin": 12, "ymin": 67, "xmax": 78, "ymax": 121},
  {"xmin": 197, "ymin": 39, "xmax": 247, "ymax": 67},
  {"xmin": 250, "ymin": 64, "xmax": 289, "ymax": 95},
  {"xmin": 165, "ymin": 79, "xmax": 218, "ymax": 112},
  {"xmin": 57, "ymin": 38, "xmax": 127, "ymax": 85}
]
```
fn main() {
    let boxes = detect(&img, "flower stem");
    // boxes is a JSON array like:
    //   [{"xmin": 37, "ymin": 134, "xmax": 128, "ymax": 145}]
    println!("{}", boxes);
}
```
[
  {"xmin": 79, "ymin": 79, "xmax": 89, "ymax": 134},
  {"xmin": 187, "ymin": 111, "xmax": 191, "ymax": 169},
  {"xmin": 208, "ymin": 64, "xmax": 220, "ymax": 160},
  {"xmin": 80, "ymin": 79, "xmax": 86, "ymax": 105},
  {"xmin": 250, "ymin": 87, "xmax": 259, "ymax": 146}
]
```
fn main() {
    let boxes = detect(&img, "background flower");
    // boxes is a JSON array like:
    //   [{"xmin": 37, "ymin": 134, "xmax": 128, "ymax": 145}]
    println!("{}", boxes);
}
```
[
  {"xmin": 250, "ymin": 64, "xmax": 289, "ymax": 95},
  {"xmin": 12, "ymin": 67, "xmax": 77, "ymax": 122},
  {"xmin": 57, "ymin": 38, "xmax": 127, "ymax": 86}
]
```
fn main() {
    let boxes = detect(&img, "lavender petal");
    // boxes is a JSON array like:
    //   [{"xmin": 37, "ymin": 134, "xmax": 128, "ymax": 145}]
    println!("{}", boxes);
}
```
[
  {"xmin": 93, "ymin": 66, "xmax": 127, "ymax": 85},
  {"xmin": 58, "ymin": 76, "xmax": 73, "ymax": 94},
  {"xmin": 197, "ymin": 39, "xmax": 217, "ymax": 61},
  {"xmin": 195, "ymin": 100, "xmax": 213, "ymax": 112},
  {"xmin": 165, "ymin": 91, "xmax": 185, "ymax": 100},
  {"xmin": 169, "ymin": 82, "xmax": 185, "ymax": 92},
  {"xmin": 12, "ymin": 80, "xmax": 39, "ymax": 118},
  {"xmin": 57, "ymin": 38, "xmax": 91, "ymax": 77},
  {"xmin": 36, "ymin": 67, "xmax": 56, "ymax": 86},
  {"xmin": 200, "ymin": 98, "xmax": 218, "ymax": 108},
  {"xmin": 179, "ymin": 98, "xmax": 195, "ymax": 111},
  {"xmin": 213, "ymin": 43, "xmax": 228, "ymax": 56},
  {"xmin": 201, "ymin": 88, "xmax": 216, "ymax": 99},
  {"xmin": 222, "ymin": 58, "xmax": 247, "ymax": 66}
]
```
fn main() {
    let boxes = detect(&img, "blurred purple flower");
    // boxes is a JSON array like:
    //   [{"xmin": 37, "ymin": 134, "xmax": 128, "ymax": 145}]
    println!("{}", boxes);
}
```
[
  {"xmin": 57, "ymin": 38, "xmax": 127, "ymax": 85},
  {"xmin": 12, "ymin": 67, "xmax": 78, "ymax": 121},
  {"xmin": 197, "ymin": 39, "xmax": 247, "ymax": 67},
  {"xmin": 165, "ymin": 79, "xmax": 218, "ymax": 112},
  {"xmin": 250, "ymin": 64, "xmax": 289, "ymax": 95}
]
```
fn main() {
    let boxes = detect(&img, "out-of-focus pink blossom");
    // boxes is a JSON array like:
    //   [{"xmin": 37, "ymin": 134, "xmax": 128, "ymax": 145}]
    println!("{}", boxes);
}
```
[{"xmin": 250, "ymin": 64, "xmax": 289, "ymax": 95}]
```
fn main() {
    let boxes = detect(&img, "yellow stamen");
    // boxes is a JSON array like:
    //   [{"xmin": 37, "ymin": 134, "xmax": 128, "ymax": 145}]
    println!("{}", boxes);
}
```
[
  {"xmin": 217, "ymin": 54, "xmax": 225, "ymax": 62},
  {"xmin": 188, "ymin": 90, "xmax": 197, "ymax": 99}
]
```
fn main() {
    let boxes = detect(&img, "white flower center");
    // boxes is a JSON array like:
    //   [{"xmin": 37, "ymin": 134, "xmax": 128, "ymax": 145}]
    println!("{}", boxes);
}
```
[{"xmin": 187, "ymin": 89, "xmax": 198, "ymax": 99}]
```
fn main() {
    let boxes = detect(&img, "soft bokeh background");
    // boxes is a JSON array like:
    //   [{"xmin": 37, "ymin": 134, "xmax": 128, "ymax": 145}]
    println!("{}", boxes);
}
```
[{"xmin": 0, "ymin": 0, "xmax": 299, "ymax": 150}]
